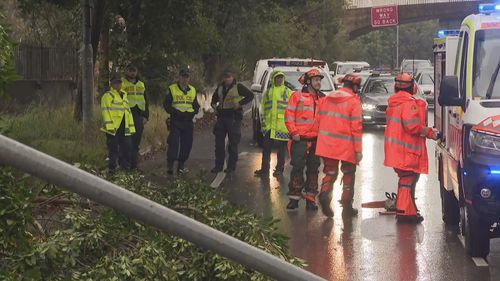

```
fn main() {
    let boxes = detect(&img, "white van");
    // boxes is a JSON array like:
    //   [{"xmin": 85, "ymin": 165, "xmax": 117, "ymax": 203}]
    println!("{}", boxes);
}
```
[{"xmin": 250, "ymin": 59, "xmax": 334, "ymax": 145}]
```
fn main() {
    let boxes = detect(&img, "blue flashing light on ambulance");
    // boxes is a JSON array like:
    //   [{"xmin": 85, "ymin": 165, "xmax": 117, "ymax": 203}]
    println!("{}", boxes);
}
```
[{"xmin": 435, "ymin": 3, "xmax": 500, "ymax": 258}]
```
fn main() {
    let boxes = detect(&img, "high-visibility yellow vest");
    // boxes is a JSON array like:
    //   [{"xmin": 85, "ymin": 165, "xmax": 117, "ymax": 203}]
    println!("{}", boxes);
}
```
[
  {"xmin": 217, "ymin": 84, "xmax": 243, "ymax": 109},
  {"xmin": 100, "ymin": 88, "xmax": 136, "ymax": 136},
  {"xmin": 122, "ymin": 78, "xmax": 146, "ymax": 111},
  {"xmin": 262, "ymin": 85, "xmax": 292, "ymax": 141},
  {"xmin": 169, "ymin": 83, "xmax": 196, "ymax": 112}
]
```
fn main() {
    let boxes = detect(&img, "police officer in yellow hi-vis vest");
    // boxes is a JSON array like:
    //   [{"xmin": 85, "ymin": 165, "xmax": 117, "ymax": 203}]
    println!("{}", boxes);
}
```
[
  {"xmin": 163, "ymin": 69, "xmax": 200, "ymax": 175},
  {"xmin": 122, "ymin": 64, "xmax": 148, "ymax": 170},
  {"xmin": 101, "ymin": 76, "xmax": 135, "ymax": 174},
  {"xmin": 210, "ymin": 68, "xmax": 254, "ymax": 174},
  {"xmin": 254, "ymin": 70, "xmax": 292, "ymax": 178}
]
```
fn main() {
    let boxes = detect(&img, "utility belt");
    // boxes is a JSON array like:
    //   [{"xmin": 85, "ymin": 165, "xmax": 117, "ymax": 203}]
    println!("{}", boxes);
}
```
[{"xmin": 217, "ymin": 108, "xmax": 243, "ymax": 120}]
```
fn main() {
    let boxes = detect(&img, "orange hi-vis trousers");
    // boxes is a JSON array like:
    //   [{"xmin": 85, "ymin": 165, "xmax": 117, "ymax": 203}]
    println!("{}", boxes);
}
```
[
  {"xmin": 394, "ymin": 168, "xmax": 420, "ymax": 217},
  {"xmin": 320, "ymin": 158, "xmax": 356, "ymax": 206}
]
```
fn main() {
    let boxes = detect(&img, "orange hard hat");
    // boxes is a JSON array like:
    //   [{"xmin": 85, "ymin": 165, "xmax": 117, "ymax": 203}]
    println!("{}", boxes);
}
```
[
  {"xmin": 342, "ymin": 74, "xmax": 362, "ymax": 86},
  {"xmin": 395, "ymin": 72, "xmax": 414, "ymax": 90},
  {"xmin": 305, "ymin": 68, "xmax": 324, "ymax": 80}
]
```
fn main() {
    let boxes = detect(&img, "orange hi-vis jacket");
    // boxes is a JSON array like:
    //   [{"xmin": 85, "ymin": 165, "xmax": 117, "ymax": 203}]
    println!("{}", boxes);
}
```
[
  {"xmin": 315, "ymin": 88, "xmax": 362, "ymax": 164},
  {"xmin": 384, "ymin": 91, "xmax": 434, "ymax": 174},
  {"xmin": 284, "ymin": 88, "xmax": 325, "ymax": 139}
]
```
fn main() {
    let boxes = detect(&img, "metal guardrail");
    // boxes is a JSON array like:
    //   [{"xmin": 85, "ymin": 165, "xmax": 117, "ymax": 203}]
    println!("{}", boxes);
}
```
[
  {"xmin": 0, "ymin": 134, "xmax": 325, "ymax": 281},
  {"xmin": 346, "ymin": 0, "xmax": 482, "ymax": 8}
]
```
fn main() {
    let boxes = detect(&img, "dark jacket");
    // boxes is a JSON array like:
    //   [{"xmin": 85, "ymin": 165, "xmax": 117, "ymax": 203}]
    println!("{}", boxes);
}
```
[
  {"xmin": 163, "ymin": 83, "xmax": 200, "ymax": 121},
  {"xmin": 210, "ymin": 81, "xmax": 253, "ymax": 120}
]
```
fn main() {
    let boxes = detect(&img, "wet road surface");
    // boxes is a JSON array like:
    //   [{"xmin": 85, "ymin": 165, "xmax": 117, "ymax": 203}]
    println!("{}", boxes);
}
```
[{"xmin": 145, "ymin": 111, "xmax": 500, "ymax": 281}]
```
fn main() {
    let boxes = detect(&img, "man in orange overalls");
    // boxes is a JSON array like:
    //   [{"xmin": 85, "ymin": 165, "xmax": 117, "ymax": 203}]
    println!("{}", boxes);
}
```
[{"xmin": 384, "ymin": 73, "xmax": 439, "ymax": 223}]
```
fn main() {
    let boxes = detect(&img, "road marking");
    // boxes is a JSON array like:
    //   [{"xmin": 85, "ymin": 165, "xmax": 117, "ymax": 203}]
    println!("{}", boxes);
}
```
[
  {"xmin": 472, "ymin": 257, "xmax": 489, "ymax": 267},
  {"xmin": 457, "ymin": 235, "xmax": 489, "ymax": 267},
  {"xmin": 210, "ymin": 172, "xmax": 226, "ymax": 188},
  {"xmin": 244, "ymin": 108, "xmax": 252, "ymax": 115}
]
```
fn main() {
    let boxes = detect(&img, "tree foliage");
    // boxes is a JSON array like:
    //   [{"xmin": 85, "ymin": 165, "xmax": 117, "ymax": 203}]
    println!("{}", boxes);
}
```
[
  {"xmin": 0, "ymin": 167, "xmax": 304, "ymax": 280},
  {"xmin": 0, "ymin": 15, "xmax": 19, "ymax": 98}
]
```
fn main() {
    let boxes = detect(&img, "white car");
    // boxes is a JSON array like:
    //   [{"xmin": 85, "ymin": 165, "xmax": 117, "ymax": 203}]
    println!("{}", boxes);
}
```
[
  {"xmin": 250, "ymin": 59, "xmax": 335, "ymax": 145},
  {"xmin": 400, "ymin": 59, "xmax": 432, "ymax": 75},
  {"xmin": 415, "ymin": 70, "xmax": 434, "ymax": 106},
  {"xmin": 331, "ymin": 61, "xmax": 370, "ymax": 87}
]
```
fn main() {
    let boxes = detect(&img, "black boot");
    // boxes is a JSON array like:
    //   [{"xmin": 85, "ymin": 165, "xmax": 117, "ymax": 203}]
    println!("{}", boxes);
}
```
[
  {"xmin": 272, "ymin": 168, "xmax": 284, "ymax": 177},
  {"xmin": 397, "ymin": 213, "xmax": 424, "ymax": 224},
  {"xmin": 254, "ymin": 169, "xmax": 269, "ymax": 177},
  {"xmin": 319, "ymin": 193, "xmax": 334, "ymax": 218},
  {"xmin": 286, "ymin": 199, "xmax": 299, "ymax": 210},
  {"xmin": 342, "ymin": 204, "xmax": 358, "ymax": 217},
  {"xmin": 167, "ymin": 161, "xmax": 174, "ymax": 175},
  {"xmin": 306, "ymin": 200, "xmax": 318, "ymax": 211},
  {"xmin": 177, "ymin": 162, "xmax": 186, "ymax": 174},
  {"xmin": 211, "ymin": 166, "xmax": 223, "ymax": 173}
]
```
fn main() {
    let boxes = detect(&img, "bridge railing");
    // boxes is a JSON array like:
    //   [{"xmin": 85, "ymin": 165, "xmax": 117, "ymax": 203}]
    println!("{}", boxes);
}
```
[
  {"xmin": 346, "ymin": 0, "xmax": 482, "ymax": 9},
  {"xmin": 0, "ymin": 134, "xmax": 325, "ymax": 281}
]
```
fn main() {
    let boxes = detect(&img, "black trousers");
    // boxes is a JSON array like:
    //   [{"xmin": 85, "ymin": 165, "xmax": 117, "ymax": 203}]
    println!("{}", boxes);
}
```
[
  {"xmin": 130, "ymin": 110, "xmax": 144, "ymax": 169},
  {"xmin": 260, "ymin": 130, "xmax": 287, "ymax": 171},
  {"xmin": 106, "ymin": 121, "xmax": 131, "ymax": 171},
  {"xmin": 167, "ymin": 119, "xmax": 194, "ymax": 165},
  {"xmin": 214, "ymin": 117, "xmax": 242, "ymax": 171}
]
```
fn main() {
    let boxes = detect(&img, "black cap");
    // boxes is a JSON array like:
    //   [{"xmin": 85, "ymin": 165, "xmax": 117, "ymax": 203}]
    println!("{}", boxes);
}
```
[
  {"xmin": 223, "ymin": 68, "xmax": 233, "ymax": 77},
  {"xmin": 110, "ymin": 75, "xmax": 122, "ymax": 84},
  {"xmin": 179, "ymin": 69, "xmax": 191, "ymax": 77},
  {"xmin": 126, "ymin": 63, "xmax": 137, "ymax": 71}
]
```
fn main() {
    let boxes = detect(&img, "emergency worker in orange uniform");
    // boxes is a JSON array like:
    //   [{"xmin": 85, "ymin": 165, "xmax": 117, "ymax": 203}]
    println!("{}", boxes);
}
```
[
  {"xmin": 284, "ymin": 68, "xmax": 326, "ymax": 211},
  {"xmin": 384, "ymin": 73, "xmax": 439, "ymax": 223},
  {"xmin": 316, "ymin": 74, "xmax": 363, "ymax": 218}
]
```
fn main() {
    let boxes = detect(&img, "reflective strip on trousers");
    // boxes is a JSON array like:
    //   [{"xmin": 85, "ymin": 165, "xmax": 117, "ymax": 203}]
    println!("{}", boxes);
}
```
[
  {"xmin": 318, "ymin": 130, "xmax": 362, "ymax": 142},
  {"xmin": 385, "ymin": 137, "xmax": 421, "ymax": 151}
]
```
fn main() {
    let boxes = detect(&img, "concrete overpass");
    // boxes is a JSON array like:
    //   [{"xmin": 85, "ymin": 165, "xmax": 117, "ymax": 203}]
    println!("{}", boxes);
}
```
[{"xmin": 344, "ymin": 0, "xmax": 491, "ymax": 38}]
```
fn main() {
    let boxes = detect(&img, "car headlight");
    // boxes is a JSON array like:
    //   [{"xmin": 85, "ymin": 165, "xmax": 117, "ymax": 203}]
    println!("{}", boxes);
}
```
[
  {"xmin": 362, "ymin": 103, "xmax": 376, "ymax": 111},
  {"xmin": 469, "ymin": 129, "xmax": 500, "ymax": 156}
]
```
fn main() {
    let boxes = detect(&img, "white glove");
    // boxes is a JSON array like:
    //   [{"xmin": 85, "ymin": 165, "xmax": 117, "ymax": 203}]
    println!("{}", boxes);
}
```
[
  {"xmin": 292, "ymin": 134, "xmax": 300, "ymax": 141},
  {"xmin": 355, "ymin": 153, "xmax": 363, "ymax": 163}
]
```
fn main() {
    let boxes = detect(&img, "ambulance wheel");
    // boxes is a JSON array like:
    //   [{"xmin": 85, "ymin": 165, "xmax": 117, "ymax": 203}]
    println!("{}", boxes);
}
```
[
  {"xmin": 463, "ymin": 205, "xmax": 490, "ymax": 258},
  {"xmin": 440, "ymin": 185, "xmax": 460, "ymax": 225}
]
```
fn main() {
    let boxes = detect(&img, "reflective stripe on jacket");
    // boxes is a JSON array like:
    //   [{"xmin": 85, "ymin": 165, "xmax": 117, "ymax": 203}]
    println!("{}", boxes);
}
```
[
  {"xmin": 100, "ymin": 88, "xmax": 136, "ymax": 136},
  {"xmin": 169, "ymin": 83, "xmax": 196, "ymax": 112},
  {"xmin": 384, "ymin": 90, "xmax": 432, "ymax": 174},
  {"xmin": 122, "ymin": 78, "xmax": 146, "ymax": 111},
  {"xmin": 315, "ymin": 88, "xmax": 362, "ymax": 163},
  {"xmin": 261, "ymin": 70, "xmax": 293, "ymax": 141},
  {"xmin": 284, "ymin": 89, "xmax": 324, "ymax": 139}
]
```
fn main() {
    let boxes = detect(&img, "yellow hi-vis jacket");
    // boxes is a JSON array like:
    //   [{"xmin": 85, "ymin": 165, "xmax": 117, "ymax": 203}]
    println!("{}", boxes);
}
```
[
  {"xmin": 122, "ymin": 78, "xmax": 146, "ymax": 111},
  {"xmin": 100, "ymin": 88, "xmax": 136, "ymax": 136}
]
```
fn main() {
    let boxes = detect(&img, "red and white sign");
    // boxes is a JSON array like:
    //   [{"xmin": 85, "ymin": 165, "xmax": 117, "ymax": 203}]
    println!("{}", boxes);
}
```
[{"xmin": 371, "ymin": 5, "xmax": 399, "ymax": 27}]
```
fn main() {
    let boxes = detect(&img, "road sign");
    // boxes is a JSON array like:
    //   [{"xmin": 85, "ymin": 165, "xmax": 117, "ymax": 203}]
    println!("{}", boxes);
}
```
[{"xmin": 371, "ymin": 5, "xmax": 398, "ymax": 27}]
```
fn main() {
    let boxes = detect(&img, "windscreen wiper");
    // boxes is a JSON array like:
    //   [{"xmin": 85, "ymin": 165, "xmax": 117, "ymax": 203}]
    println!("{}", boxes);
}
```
[{"xmin": 486, "ymin": 60, "xmax": 500, "ymax": 99}]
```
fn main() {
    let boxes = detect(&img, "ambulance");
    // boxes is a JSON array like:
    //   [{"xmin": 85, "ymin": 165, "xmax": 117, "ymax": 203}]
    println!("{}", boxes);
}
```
[{"xmin": 436, "ymin": 3, "xmax": 500, "ymax": 258}]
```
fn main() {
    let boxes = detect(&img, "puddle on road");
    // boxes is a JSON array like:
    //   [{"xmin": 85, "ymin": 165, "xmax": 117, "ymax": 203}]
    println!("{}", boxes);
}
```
[{"xmin": 361, "ymin": 216, "xmax": 425, "ymax": 243}]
